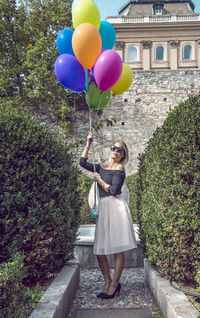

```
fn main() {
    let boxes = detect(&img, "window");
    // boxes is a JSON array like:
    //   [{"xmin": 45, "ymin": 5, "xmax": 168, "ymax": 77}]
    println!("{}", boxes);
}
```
[
  {"xmin": 183, "ymin": 44, "xmax": 193, "ymax": 60},
  {"xmin": 155, "ymin": 45, "xmax": 164, "ymax": 61},
  {"xmin": 153, "ymin": 4, "xmax": 164, "ymax": 15},
  {"xmin": 155, "ymin": 8, "xmax": 162, "ymax": 15},
  {"xmin": 127, "ymin": 45, "xmax": 138, "ymax": 62}
]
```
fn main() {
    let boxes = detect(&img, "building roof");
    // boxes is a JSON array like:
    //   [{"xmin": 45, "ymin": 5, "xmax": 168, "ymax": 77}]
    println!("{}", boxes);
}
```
[{"xmin": 119, "ymin": 0, "xmax": 195, "ymax": 14}]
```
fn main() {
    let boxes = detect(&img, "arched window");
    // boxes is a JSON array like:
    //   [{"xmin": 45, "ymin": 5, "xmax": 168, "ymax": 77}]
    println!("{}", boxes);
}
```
[
  {"xmin": 127, "ymin": 45, "xmax": 138, "ymax": 62},
  {"xmin": 155, "ymin": 45, "xmax": 164, "ymax": 61},
  {"xmin": 183, "ymin": 44, "xmax": 193, "ymax": 60}
]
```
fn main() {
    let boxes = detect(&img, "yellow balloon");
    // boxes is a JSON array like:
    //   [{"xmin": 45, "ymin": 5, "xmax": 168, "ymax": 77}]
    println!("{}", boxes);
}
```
[
  {"xmin": 72, "ymin": 0, "xmax": 101, "ymax": 30},
  {"xmin": 111, "ymin": 64, "xmax": 133, "ymax": 95}
]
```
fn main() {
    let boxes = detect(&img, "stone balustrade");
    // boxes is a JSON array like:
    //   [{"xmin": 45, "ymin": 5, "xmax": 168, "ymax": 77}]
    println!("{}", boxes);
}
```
[{"xmin": 107, "ymin": 13, "xmax": 200, "ymax": 24}]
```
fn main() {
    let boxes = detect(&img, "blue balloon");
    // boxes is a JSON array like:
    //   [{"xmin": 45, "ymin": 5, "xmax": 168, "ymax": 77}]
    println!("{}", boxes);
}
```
[
  {"xmin": 54, "ymin": 54, "xmax": 87, "ymax": 92},
  {"xmin": 99, "ymin": 21, "xmax": 116, "ymax": 50},
  {"xmin": 56, "ymin": 29, "xmax": 74, "ymax": 55}
]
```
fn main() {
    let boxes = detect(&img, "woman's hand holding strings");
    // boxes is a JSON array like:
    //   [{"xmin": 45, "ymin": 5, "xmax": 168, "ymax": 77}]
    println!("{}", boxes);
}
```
[{"xmin": 93, "ymin": 172, "xmax": 110, "ymax": 193}]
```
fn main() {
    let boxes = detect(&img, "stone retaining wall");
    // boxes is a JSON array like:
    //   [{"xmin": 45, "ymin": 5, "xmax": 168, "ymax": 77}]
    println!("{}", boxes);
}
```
[
  {"xmin": 34, "ymin": 69, "xmax": 200, "ymax": 176},
  {"xmin": 73, "ymin": 69, "xmax": 200, "ymax": 175}
]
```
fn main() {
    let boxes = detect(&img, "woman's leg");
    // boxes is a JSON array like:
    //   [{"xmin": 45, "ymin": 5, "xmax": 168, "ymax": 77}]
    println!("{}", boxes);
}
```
[
  {"xmin": 106, "ymin": 252, "xmax": 124, "ymax": 295},
  {"xmin": 97, "ymin": 255, "xmax": 112, "ymax": 292}
]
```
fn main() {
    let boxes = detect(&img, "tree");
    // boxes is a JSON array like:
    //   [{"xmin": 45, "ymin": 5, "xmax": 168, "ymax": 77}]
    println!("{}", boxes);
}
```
[
  {"xmin": 0, "ymin": 0, "xmax": 74, "ymax": 112},
  {"xmin": 0, "ymin": 0, "xmax": 28, "ymax": 100}
]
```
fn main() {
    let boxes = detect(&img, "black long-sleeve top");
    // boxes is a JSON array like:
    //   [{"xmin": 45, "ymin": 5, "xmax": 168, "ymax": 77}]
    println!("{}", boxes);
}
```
[{"xmin": 80, "ymin": 157, "xmax": 125, "ymax": 198}]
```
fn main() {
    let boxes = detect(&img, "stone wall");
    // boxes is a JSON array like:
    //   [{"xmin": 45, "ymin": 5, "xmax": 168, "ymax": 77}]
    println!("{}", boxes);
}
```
[
  {"xmin": 82, "ymin": 69, "xmax": 200, "ymax": 176},
  {"xmin": 33, "ymin": 69, "xmax": 200, "ymax": 176}
]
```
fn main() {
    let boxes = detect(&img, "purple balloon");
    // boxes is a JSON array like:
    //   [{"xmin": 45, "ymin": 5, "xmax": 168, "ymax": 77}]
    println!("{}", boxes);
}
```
[
  {"xmin": 89, "ymin": 49, "xmax": 106, "ymax": 84},
  {"xmin": 94, "ymin": 50, "xmax": 122, "ymax": 91},
  {"xmin": 54, "ymin": 54, "xmax": 86, "ymax": 92}
]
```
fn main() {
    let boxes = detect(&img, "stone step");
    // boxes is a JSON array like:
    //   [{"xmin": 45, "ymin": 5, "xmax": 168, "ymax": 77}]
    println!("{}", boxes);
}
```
[
  {"xmin": 75, "ymin": 224, "xmax": 144, "ymax": 268},
  {"xmin": 75, "ymin": 308, "xmax": 152, "ymax": 318}
]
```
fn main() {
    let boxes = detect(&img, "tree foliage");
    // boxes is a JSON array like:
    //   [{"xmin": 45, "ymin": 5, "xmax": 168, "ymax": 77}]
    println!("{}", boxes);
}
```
[{"xmin": 0, "ymin": 0, "xmax": 73, "ymax": 111}]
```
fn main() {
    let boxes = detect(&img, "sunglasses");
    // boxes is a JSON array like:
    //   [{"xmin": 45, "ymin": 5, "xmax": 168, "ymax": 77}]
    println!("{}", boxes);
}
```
[{"xmin": 110, "ymin": 145, "xmax": 124, "ymax": 153}]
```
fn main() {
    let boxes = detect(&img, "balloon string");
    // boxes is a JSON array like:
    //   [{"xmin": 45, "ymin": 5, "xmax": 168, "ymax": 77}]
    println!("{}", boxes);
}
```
[
  {"xmin": 87, "ymin": 81, "xmax": 104, "ymax": 210},
  {"xmin": 93, "ymin": 90, "xmax": 103, "ymax": 128},
  {"xmin": 88, "ymin": 98, "xmax": 97, "ymax": 209},
  {"xmin": 88, "ymin": 86, "xmax": 96, "ymax": 174},
  {"xmin": 87, "ymin": 69, "xmax": 93, "ymax": 84}
]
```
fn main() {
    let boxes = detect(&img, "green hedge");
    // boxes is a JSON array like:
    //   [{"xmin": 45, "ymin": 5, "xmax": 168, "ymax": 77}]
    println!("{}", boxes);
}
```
[
  {"xmin": 77, "ymin": 173, "xmax": 94, "ymax": 224},
  {"xmin": 126, "ymin": 174, "xmax": 139, "ymax": 223},
  {"xmin": 137, "ymin": 95, "xmax": 200, "ymax": 285},
  {"xmin": 0, "ymin": 106, "xmax": 81, "ymax": 284}
]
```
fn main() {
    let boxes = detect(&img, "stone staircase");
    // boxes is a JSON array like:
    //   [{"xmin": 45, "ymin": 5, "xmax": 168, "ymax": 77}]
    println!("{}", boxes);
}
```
[
  {"xmin": 67, "ymin": 267, "xmax": 157, "ymax": 318},
  {"xmin": 30, "ymin": 225, "xmax": 199, "ymax": 318},
  {"xmin": 69, "ymin": 225, "xmax": 156, "ymax": 317},
  {"xmin": 74, "ymin": 224, "xmax": 144, "ymax": 268}
]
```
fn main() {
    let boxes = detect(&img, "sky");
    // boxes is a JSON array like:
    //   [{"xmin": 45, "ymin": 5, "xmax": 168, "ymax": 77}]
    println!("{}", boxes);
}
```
[{"xmin": 90, "ymin": 0, "xmax": 200, "ymax": 19}]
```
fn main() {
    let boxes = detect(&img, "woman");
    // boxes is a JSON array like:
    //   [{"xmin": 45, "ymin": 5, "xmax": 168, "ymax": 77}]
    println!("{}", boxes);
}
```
[{"xmin": 80, "ymin": 132, "xmax": 137, "ymax": 299}]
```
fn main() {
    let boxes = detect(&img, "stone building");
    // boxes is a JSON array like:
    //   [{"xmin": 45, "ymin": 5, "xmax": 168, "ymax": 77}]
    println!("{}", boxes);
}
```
[
  {"xmin": 85, "ymin": 0, "xmax": 200, "ymax": 175},
  {"xmin": 31, "ymin": 1, "xmax": 200, "ymax": 177},
  {"xmin": 107, "ymin": 0, "xmax": 200, "ymax": 71},
  {"xmin": 62, "ymin": 0, "xmax": 200, "ymax": 176}
]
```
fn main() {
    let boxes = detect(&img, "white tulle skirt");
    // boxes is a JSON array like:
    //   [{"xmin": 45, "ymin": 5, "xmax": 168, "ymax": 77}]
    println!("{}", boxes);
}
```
[{"xmin": 93, "ymin": 195, "xmax": 137, "ymax": 255}]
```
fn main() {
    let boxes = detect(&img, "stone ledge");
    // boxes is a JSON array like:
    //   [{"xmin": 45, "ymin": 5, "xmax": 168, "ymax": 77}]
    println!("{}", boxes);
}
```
[
  {"xmin": 74, "ymin": 242, "xmax": 144, "ymax": 268},
  {"xmin": 144, "ymin": 259, "xmax": 199, "ymax": 318},
  {"xmin": 75, "ymin": 224, "xmax": 143, "ymax": 268},
  {"xmin": 29, "ymin": 260, "xmax": 80, "ymax": 318}
]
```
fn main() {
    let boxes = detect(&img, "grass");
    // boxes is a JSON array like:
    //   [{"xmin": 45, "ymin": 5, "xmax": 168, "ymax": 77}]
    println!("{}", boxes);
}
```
[{"xmin": 152, "ymin": 307, "xmax": 164, "ymax": 318}]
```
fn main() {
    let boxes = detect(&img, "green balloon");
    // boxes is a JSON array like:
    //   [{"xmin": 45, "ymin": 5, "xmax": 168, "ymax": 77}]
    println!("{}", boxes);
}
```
[{"xmin": 85, "ymin": 82, "xmax": 111, "ymax": 110}]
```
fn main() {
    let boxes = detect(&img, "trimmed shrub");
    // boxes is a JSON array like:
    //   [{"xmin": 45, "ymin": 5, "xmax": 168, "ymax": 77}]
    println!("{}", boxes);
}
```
[
  {"xmin": 137, "ymin": 95, "xmax": 200, "ymax": 285},
  {"xmin": 0, "ymin": 106, "xmax": 81, "ymax": 283},
  {"xmin": 126, "ymin": 173, "xmax": 139, "ymax": 223},
  {"xmin": 77, "ymin": 172, "xmax": 94, "ymax": 224}
]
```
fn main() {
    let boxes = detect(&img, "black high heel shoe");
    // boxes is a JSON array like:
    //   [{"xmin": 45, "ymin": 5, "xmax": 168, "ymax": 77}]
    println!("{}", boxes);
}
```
[
  {"xmin": 100, "ymin": 283, "xmax": 121, "ymax": 299},
  {"xmin": 96, "ymin": 292, "xmax": 105, "ymax": 298}
]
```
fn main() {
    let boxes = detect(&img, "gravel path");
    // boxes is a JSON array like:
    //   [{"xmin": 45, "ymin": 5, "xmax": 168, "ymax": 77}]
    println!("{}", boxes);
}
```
[{"xmin": 68, "ymin": 267, "xmax": 158, "ymax": 317}]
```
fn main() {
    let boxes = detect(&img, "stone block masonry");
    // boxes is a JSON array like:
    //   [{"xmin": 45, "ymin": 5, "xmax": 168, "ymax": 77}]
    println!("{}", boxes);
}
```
[
  {"xmin": 144, "ymin": 259, "xmax": 199, "ymax": 318},
  {"xmin": 93, "ymin": 69, "xmax": 200, "ymax": 175},
  {"xmin": 32, "ymin": 69, "xmax": 200, "ymax": 176},
  {"xmin": 29, "ymin": 261, "xmax": 80, "ymax": 318}
]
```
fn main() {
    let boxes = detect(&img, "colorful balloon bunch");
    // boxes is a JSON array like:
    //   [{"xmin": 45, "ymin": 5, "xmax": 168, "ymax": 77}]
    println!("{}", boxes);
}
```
[{"xmin": 54, "ymin": 0, "xmax": 133, "ymax": 109}]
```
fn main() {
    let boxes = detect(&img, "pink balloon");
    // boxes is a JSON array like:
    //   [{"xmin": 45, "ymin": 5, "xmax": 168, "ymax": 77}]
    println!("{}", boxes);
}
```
[{"xmin": 94, "ymin": 50, "xmax": 122, "ymax": 91}]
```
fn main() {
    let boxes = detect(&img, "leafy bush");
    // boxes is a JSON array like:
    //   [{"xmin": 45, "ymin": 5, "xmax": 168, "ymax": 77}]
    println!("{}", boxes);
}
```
[
  {"xmin": 77, "ymin": 172, "xmax": 94, "ymax": 224},
  {"xmin": 196, "ymin": 266, "xmax": 200, "ymax": 293},
  {"xmin": 126, "ymin": 173, "xmax": 139, "ymax": 223},
  {"xmin": 0, "ymin": 106, "xmax": 81, "ymax": 283},
  {"xmin": 0, "ymin": 253, "xmax": 43, "ymax": 317},
  {"xmin": 137, "ymin": 95, "xmax": 200, "ymax": 285}
]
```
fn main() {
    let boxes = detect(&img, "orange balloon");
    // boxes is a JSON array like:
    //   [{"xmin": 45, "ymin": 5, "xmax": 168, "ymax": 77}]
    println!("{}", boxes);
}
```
[{"xmin": 72, "ymin": 23, "xmax": 102, "ymax": 69}]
